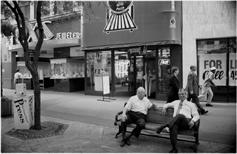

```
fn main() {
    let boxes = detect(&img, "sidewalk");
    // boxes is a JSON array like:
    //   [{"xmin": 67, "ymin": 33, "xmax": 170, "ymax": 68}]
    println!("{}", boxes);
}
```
[
  {"xmin": 1, "ymin": 116, "xmax": 234, "ymax": 153},
  {"xmin": 1, "ymin": 88, "xmax": 236, "ymax": 153}
]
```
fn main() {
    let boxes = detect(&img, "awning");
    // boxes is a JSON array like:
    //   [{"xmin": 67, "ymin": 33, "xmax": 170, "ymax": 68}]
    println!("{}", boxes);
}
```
[
  {"xmin": 8, "ymin": 38, "xmax": 80, "ymax": 52},
  {"xmin": 82, "ymin": 40, "xmax": 181, "ymax": 51}
]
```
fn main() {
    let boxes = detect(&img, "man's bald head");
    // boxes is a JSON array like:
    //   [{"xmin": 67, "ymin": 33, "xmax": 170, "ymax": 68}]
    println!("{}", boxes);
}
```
[{"xmin": 137, "ymin": 87, "xmax": 146, "ymax": 100}]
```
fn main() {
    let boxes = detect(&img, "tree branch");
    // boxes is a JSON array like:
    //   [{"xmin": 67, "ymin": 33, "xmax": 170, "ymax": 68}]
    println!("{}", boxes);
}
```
[
  {"xmin": 13, "ymin": 1, "xmax": 28, "ymax": 47},
  {"xmin": 4, "ymin": 1, "xmax": 21, "ymax": 40},
  {"xmin": 34, "ymin": 1, "xmax": 43, "ymax": 64}
]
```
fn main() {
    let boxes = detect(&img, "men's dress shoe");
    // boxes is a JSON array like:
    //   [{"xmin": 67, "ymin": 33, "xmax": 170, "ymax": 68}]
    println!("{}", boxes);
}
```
[
  {"xmin": 120, "ymin": 140, "xmax": 126, "ymax": 147},
  {"xmin": 203, "ymin": 110, "xmax": 208, "ymax": 115},
  {"xmin": 156, "ymin": 127, "xmax": 164, "ymax": 134},
  {"xmin": 201, "ymin": 110, "xmax": 208, "ymax": 115},
  {"xmin": 125, "ymin": 139, "xmax": 131, "ymax": 146},
  {"xmin": 206, "ymin": 104, "xmax": 213, "ymax": 107},
  {"xmin": 169, "ymin": 148, "xmax": 178, "ymax": 153}
]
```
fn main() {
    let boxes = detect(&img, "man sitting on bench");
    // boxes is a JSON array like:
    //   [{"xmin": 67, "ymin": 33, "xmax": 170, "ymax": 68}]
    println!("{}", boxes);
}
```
[
  {"xmin": 120, "ymin": 87, "xmax": 156, "ymax": 147},
  {"xmin": 156, "ymin": 88, "xmax": 200, "ymax": 153}
]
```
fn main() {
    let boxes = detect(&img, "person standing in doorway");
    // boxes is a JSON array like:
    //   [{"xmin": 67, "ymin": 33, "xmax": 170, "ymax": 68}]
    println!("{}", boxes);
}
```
[
  {"xmin": 14, "ymin": 69, "xmax": 23, "ymax": 87},
  {"xmin": 186, "ymin": 65, "xmax": 208, "ymax": 115},
  {"xmin": 167, "ymin": 66, "xmax": 180, "ymax": 103},
  {"xmin": 198, "ymin": 67, "xmax": 216, "ymax": 107}
]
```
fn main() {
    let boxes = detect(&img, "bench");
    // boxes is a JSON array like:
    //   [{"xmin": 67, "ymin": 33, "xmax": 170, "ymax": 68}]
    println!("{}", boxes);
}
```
[{"xmin": 114, "ymin": 107, "xmax": 200, "ymax": 151}]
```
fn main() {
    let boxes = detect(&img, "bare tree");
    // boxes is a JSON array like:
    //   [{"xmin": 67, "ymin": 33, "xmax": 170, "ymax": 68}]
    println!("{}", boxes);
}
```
[{"xmin": 3, "ymin": 1, "xmax": 43, "ymax": 130}]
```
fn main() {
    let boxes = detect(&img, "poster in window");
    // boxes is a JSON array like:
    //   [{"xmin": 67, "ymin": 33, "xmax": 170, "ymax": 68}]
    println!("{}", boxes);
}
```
[
  {"xmin": 229, "ymin": 53, "xmax": 237, "ymax": 86},
  {"xmin": 199, "ymin": 53, "xmax": 226, "ymax": 86}
]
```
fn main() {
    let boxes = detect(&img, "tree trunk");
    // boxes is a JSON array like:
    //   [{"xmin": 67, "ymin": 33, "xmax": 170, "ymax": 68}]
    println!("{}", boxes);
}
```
[{"xmin": 32, "ymin": 70, "xmax": 41, "ymax": 130}]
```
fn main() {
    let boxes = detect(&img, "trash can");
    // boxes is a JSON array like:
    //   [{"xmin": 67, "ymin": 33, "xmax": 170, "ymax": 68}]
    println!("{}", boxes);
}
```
[
  {"xmin": 12, "ymin": 95, "xmax": 34, "ymax": 129},
  {"xmin": 1, "ymin": 96, "xmax": 13, "ymax": 117}
]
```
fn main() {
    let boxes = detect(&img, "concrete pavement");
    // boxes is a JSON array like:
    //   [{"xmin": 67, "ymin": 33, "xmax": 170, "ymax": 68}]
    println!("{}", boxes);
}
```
[{"xmin": 1, "ymin": 88, "xmax": 236, "ymax": 153}]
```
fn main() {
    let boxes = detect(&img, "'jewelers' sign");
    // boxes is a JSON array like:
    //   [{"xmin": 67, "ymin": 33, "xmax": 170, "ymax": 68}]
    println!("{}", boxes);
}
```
[{"xmin": 56, "ymin": 32, "xmax": 81, "ymax": 39}]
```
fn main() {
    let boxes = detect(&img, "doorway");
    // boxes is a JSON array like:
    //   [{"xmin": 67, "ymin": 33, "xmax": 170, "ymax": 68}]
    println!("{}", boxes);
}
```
[{"xmin": 128, "ymin": 52, "xmax": 156, "ymax": 98}]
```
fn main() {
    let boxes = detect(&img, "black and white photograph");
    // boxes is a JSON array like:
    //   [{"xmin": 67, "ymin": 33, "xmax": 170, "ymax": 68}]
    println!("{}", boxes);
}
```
[{"xmin": 0, "ymin": 0, "xmax": 236, "ymax": 153}]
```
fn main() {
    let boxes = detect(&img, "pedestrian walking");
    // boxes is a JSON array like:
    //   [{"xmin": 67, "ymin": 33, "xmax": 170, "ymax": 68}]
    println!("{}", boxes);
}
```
[
  {"xmin": 198, "ymin": 67, "xmax": 216, "ymax": 107},
  {"xmin": 167, "ymin": 66, "xmax": 180, "ymax": 103},
  {"xmin": 186, "ymin": 65, "xmax": 208, "ymax": 115}
]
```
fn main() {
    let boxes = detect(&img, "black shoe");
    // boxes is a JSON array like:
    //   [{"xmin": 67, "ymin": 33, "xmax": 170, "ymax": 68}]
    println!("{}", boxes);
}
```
[
  {"xmin": 202, "ymin": 110, "xmax": 208, "ymax": 115},
  {"xmin": 206, "ymin": 104, "xmax": 213, "ymax": 107},
  {"xmin": 156, "ymin": 126, "xmax": 164, "ymax": 134},
  {"xmin": 125, "ymin": 138, "xmax": 131, "ymax": 146},
  {"xmin": 120, "ymin": 140, "xmax": 126, "ymax": 147},
  {"xmin": 169, "ymin": 148, "xmax": 178, "ymax": 153}
]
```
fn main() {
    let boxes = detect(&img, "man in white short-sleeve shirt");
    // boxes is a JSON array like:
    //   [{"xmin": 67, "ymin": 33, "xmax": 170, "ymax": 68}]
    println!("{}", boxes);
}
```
[{"xmin": 120, "ymin": 87, "xmax": 155, "ymax": 147}]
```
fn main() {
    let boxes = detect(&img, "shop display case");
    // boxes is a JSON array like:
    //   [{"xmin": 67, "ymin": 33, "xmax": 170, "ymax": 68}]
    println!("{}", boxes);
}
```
[
  {"xmin": 50, "ymin": 58, "xmax": 84, "ymax": 79},
  {"xmin": 50, "ymin": 58, "xmax": 85, "ymax": 92}
]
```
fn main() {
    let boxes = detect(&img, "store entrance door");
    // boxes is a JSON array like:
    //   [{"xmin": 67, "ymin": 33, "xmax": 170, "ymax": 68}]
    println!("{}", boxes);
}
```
[
  {"xmin": 144, "ymin": 57, "xmax": 156, "ymax": 98},
  {"xmin": 128, "ymin": 55, "xmax": 144, "ymax": 96}
]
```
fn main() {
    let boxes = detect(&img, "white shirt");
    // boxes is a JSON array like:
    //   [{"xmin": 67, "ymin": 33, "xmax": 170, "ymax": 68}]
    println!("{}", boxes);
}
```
[
  {"xmin": 125, "ymin": 95, "xmax": 153, "ymax": 115},
  {"xmin": 14, "ymin": 72, "xmax": 23, "ymax": 84},
  {"xmin": 163, "ymin": 99, "xmax": 200, "ymax": 122}
]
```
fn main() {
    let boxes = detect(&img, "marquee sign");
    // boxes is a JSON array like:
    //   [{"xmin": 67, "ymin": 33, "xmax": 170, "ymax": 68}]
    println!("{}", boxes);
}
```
[{"xmin": 104, "ymin": 1, "xmax": 137, "ymax": 33}]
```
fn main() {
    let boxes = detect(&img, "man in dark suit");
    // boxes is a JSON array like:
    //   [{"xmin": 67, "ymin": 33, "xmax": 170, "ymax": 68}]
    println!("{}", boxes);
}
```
[
  {"xmin": 186, "ymin": 65, "xmax": 208, "ymax": 115},
  {"xmin": 167, "ymin": 66, "xmax": 180, "ymax": 103}
]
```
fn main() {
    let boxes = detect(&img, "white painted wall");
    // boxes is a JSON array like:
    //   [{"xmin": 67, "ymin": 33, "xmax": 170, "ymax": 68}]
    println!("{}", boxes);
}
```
[{"xmin": 182, "ymin": 1, "xmax": 236, "ymax": 87}]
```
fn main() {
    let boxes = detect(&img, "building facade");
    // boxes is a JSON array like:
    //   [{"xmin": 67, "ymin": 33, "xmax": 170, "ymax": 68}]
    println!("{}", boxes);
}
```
[
  {"xmin": 2, "ymin": 1, "xmax": 236, "ymax": 102},
  {"xmin": 82, "ymin": 1, "xmax": 182, "ymax": 99},
  {"xmin": 182, "ymin": 1, "xmax": 236, "ymax": 102},
  {"xmin": 2, "ymin": 1, "xmax": 85, "ymax": 92}
]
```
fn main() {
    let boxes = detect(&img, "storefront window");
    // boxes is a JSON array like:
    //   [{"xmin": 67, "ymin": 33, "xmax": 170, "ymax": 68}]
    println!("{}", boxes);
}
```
[
  {"xmin": 197, "ymin": 37, "xmax": 236, "ymax": 86},
  {"xmin": 40, "ymin": 1, "xmax": 81, "ymax": 18},
  {"xmin": 50, "ymin": 59, "xmax": 84, "ymax": 79},
  {"xmin": 41, "ymin": 1, "xmax": 50, "ymax": 17},
  {"xmin": 86, "ymin": 51, "xmax": 112, "ymax": 92},
  {"xmin": 229, "ymin": 38, "xmax": 236, "ymax": 86},
  {"xmin": 197, "ymin": 39, "xmax": 228, "ymax": 86},
  {"xmin": 115, "ymin": 50, "xmax": 129, "ymax": 94},
  {"xmin": 158, "ymin": 47, "xmax": 171, "ymax": 94}
]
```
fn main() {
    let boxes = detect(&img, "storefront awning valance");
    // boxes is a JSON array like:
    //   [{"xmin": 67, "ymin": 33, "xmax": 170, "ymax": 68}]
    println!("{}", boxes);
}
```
[{"xmin": 82, "ymin": 40, "xmax": 181, "ymax": 51}]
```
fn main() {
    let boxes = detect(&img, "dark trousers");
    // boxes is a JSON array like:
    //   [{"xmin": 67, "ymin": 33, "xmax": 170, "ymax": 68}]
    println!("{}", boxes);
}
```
[
  {"xmin": 121, "ymin": 111, "xmax": 146, "ymax": 140},
  {"xmin": 187, "ymin": 93, "xmax": 205, "ymax": 113},
  {"xmin": 167, "ymin": 114, "xmax": 191, "ymax": 150}
]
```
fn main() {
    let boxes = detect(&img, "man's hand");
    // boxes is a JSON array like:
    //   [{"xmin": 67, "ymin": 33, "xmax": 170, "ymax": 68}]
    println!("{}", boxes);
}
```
[
  {"xmin": 190, "ymin": 90, "xmax": 193, "ymax": 94},
  {"xmin": 162, "ymin": 108, "xmax": 166, "ymax": 115},
  {"xmin": 188, "ymin": 120, "xmax": 195, "ymax": 129},
  {"xmin": 121, "ymin": 114, "xmax": 127, "ymax": 122}
]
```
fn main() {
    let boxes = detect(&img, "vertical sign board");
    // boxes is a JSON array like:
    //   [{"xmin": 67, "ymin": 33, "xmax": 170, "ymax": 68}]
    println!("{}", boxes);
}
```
[
  {"xmin": 229, "ymin": 53, "xmax": 237, "ymax": 86},
  {"xmin": 13, "ymin": 95, "xmax": 34, "ymax": 129},
  {"xmin": 94, "ymin": 75, "xmax": 110, "ymax": 95},
  {"xmin": 103, "ymin": 75, "xmax": 110, "ymax": 95},
  {"xmin": 94, "ymin": 75, "xmax": 103, "ymax": 91},
  {"xmin": 199, "ymin": 53, "xmax": 226, "ymax": 86}
]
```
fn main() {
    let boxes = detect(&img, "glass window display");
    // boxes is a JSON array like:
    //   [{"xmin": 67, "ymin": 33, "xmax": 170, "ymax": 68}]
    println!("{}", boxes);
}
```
[
  {"xmin": 86, "ymin": 51, "xmax": 112, "ymax": 91},
  {"xmin": 50, "ymin": 58, "xmax": 84, "ymax": 79}
]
